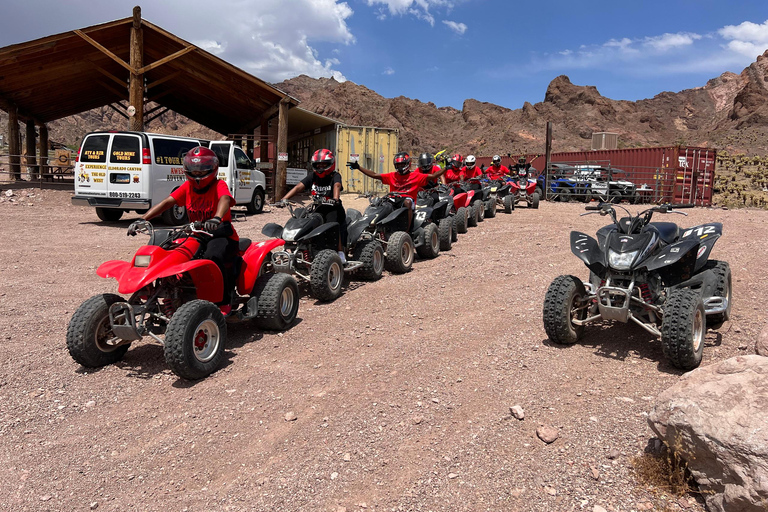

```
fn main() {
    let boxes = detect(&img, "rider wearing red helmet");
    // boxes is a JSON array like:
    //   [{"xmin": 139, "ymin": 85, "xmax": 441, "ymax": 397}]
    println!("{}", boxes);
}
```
[
  {"xmin": 281, "ymin": 149, "xmax": 348, "ymax": 262},
  {"xmin": 442, "ymin": 157, "xmax": 464, "ymax": 184},
  {"xmin": 127, "ymin": 145, "xmax": 239, "ymax": 311},
  {"xmin": 348, "ymin": 151, "xmax": 446, "ymax": 230},
  {"xmin": 486, "ymin": 154, "xmax": 510, "ymax": 181}
]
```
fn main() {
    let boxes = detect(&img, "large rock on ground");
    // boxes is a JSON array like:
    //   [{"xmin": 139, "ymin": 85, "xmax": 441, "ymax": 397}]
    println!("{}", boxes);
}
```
[{"xmin": 648, "ymin": 356, "xmax": 768, "ymax": 512}]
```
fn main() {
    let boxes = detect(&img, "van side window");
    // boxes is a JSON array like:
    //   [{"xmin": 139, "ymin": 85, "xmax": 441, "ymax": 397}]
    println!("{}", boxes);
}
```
[
  {"xmin": 152, "ymin": 139, "xmax": 201, "ymax": 166},
  {"xmin": 80, "ymin": 135, "xmax": 109, "ymax": 163},
  {"xmin": 209, "ymin": 143, "xmax": 230, "ymax": 167},
  {"xmin": 110, "ymin": 136, "xmax": 140, "ymax": 164},
  {"xmin": 234, "ymin": 147, "xmax": 251, "ymax": 169}
]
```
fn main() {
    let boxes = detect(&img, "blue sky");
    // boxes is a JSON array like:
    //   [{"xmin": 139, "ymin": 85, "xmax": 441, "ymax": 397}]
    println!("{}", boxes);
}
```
[{"xmin": 2, "ymin": 1, "xmax": 768, "ymax": 110}]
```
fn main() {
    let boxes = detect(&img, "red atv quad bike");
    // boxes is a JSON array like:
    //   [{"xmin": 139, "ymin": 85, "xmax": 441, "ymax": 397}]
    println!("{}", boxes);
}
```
[
  {"xmin": 507, "ymin": 168, "xmax": 540, "ymax": 209},
  {"xmin": 66, "ymin": 221, "xmax": 299, "ymax": 380},
  {"xmin": 447, "ymin": 182, "xmax": 480, "ymax": 230}
]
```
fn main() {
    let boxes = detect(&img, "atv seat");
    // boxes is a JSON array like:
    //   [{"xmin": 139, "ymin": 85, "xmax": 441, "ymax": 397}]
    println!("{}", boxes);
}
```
[
  {"xmin": 649, "ymin": 222, "xmax": 679, "ymax": 244},
  {"xmin": 239, "ymin": 238, "xmax": 251, "ymax": 252},
  {"xmin": 346, "ymin": 209, "xmax": 362, "ymax": 224}
]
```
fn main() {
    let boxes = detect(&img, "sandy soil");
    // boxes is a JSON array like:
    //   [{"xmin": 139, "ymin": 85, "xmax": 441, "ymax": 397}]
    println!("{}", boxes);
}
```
[{"xmin": 1, "ymin": 188, "xmax": 765, "ymax": 512}]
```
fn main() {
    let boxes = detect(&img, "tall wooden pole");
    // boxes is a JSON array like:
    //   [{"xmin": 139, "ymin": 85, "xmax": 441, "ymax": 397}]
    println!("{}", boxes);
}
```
[
  {"xmin": 129, "ymin": 6, "xmax": 144, "ymax": 131},
  {"xmin": 8, "ymin": 104, "xmax": 21, "ymax": 180},
  {"xmin": 544, "ymin": 121, "xmax": 553, "ymax": 200},
  {"xmin": 275, "ymin": 98, "xmax": 289, "ymax": 200},
  {"xmin": 25, "ymin": 121, "xmax": 37, "ymax": 180},
  {"xmin": 38, "ymin": 124, "xmax": 49, "ymax": 180}
]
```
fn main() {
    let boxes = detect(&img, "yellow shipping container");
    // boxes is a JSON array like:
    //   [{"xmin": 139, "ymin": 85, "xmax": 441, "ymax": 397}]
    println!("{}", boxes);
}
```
[{"xmin": 335, "ymin": 126, "xmax": 398, "ymax": 195}]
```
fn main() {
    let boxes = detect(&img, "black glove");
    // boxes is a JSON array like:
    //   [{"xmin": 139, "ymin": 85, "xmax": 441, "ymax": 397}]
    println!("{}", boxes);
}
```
[
  {"xmin": 127, "ymin": 220, "xmax": 145, "ymax": 236},
  {"xmin": 274, "ymin": 200, "xmax": 287, "ymax": 208},
  {"xmin": 347, "ymin": 161, "xmax": 360, "ymax": 170},
  {"xmin": 203, "ymin": 216, "xmax": 222, "ymax": 233}
]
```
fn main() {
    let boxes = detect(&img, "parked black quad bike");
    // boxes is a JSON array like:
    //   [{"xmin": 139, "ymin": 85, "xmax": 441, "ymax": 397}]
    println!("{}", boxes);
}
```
[
  {"xmin": 262, "ymin": 196, "xmax": 385, "ymax": 302},
  {"xmin": 465, "ymin": 177, "xmax": 497, "ymax": 220},
  {"xmin": 543, "ymin": 202, "xmax": 732, "ymax": 371},
  {"xmin": 485, "ymin": 178, "xmax": 517, "ymax": 214},
  {"xmin": 417, "ymin": 188, "xmax": 458, "ymax": 251}
]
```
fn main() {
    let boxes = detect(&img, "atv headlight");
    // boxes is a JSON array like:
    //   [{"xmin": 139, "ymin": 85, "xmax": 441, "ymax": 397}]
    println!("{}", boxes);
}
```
[
  {"xmin": 608, "ymin": 249, "xmax": 638, "ymax": 270},
  {"xmin": 282, "ymin": 228, "xmax": 301, "ymax": 242},
  {"xmin": 134, "ymin": 255, "xmax": 151, "ymax": 267}
]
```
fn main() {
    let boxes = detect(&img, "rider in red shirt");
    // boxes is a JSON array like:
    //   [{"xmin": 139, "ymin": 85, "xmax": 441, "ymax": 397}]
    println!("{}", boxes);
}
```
[
  {"xmin": 127, "ymin": 146, "xmax": 239, "ymax": 312},
  {"xmin": 485, "ymin": 155, "xmax": 510, "ymax": 181},
  {"xmin": 348, "ymin": 152, "xmax": 446, "ymax": 229},
  {"xmin": 443, "ymin": 157, "xmax": 463, "ymax": 185},
  {"xmin": 462, "ymin": 155, "xmax": 482, "ymax": 179}
]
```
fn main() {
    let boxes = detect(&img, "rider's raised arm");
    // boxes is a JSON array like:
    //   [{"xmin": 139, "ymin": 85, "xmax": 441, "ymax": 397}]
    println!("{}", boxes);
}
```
[
  {"xmin": 141, "ymin": 195, "xmax": 177, "ymax": 221},
  {"xmin": 347, "ymin": 161, "xmax": 382, "ymax": 181},
  {"xmin": 427, "ymin": 165, "xmax": 448, "ymax": 181}
]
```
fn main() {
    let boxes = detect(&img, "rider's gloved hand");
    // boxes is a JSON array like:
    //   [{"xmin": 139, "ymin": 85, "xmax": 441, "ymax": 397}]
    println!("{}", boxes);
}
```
[
  {"xmin": 347, "ymin": 161, "xmax": 360, "ymax": 170},
  {"xmin": 127, "ymin": 220, "xmax": 144, "ymax": 236},
  {"xmin": 203, "ymin": 216, "xmax": 222, "ymax": 233},
  {"xmin": 274, "ymin": 200, "xmax": 287, "ymax": 208}
]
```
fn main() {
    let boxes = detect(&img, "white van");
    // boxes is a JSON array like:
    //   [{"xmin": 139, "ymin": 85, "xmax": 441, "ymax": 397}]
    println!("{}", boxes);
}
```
[{"xmin": 71, "ymin": 131, "xmax": 267, "ymax": 224}]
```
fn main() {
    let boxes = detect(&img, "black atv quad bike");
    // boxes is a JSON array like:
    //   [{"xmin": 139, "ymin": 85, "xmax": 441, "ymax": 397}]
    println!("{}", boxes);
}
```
[
  {"xmin": 543, "ymin": 202, "xmax": 732, "ymax": 370},
  {"xmin": 417, "ymin": 188, "xmax": 458, "ymax": 251},
  {"xmin": 262, "ymin": 196, "xmax": 384, "ymax": 302}
]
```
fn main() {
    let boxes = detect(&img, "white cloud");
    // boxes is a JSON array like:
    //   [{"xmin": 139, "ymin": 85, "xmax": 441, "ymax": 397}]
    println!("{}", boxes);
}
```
[
  {"xmin": 383, "ymin": 67, "xmax": 395, "ymax": 75},
  {"xmin": 718, "ymin": 19, "xmax": 768, "ymax": 57},
  {"xmin": 443, "ymin": 20, "xmax": 466, "ymax": 35},
  {"xmin": 366, "ymin": 0, "xmax": 455, "ymax": 25},
  {"xmin": 642, "ymin": 32, "xmax": 702, "ymax": 51}
]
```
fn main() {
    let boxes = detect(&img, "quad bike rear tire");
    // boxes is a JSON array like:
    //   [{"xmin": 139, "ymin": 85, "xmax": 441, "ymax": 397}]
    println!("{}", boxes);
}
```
[
  {"xmin": 467, "ymin": 205, "xmax": 478, "ymax": 228},
  {"xmin": 705, "ymin": 260, "xmax": 732, "ymax": 330},
  {"xmin": 385, "ymin": 231, "xmax": 414, "ymax": 274},
  {"xmin": 531, "ymin": 193, "xmax": 540, "ymax": 209},
  {"xmin": 543, "ymin": 275, "xmax": 588, "ymax": 345},
  {"xmin": 535, "ymin": 186, "xmax": 544, "ymax": 199},
  {"xmin": 353, "ymin": 240, "xmax": 385, "ymax": 281},
  {"xmin": 164, "ymin": 300, "xmax": 226, "ymax": 380},
  {"xmin": 503, "ymin": 195, "xmax": 513, "ymax": 214},
  {"xmin": 474, "ymin": 200, "xmax": 485, "ymax": 222},
  {"xmin": 661, "ymin": 288, "xmax": 705, "ymax": 370},
  {"xmin": 67, "ymin": 293, "xmax": 131, "ymax": 368},
  {"xmin": 252, "ymin": 272, "xmax": 299, "ymax": 330},
  {"xmin": 455, "ymin": 207, "xmax": 468, "ymax": 233},
  {"xmin": 438, "ymin": 218, "xmax": 453, "ymax": 251},
  {"xmin": 485, "ymin": 200, "xmax": 497, "ymax": 218},
  {"xmin": 310, "ymin": 249, "xmax": 344, "ymax": 301},
  {"xmin": 95, "ymin": 207, "xmax": 123, "ymax": 222},
  {"xmin": 246, "ymin": 188, "xmax": 265, "ymax": 214},
  {"xmin": 416, "ymin": 223, "xmax": 440, "ymax": 259},
  {"xmin": 451, "ymin": 215, "xmax": 458, "ymax": 242}
]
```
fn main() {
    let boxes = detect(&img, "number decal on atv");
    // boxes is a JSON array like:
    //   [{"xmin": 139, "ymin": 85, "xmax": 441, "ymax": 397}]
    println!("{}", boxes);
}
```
[
  {"xmin": 415, "ymin": 211, "xmax": 427, "ymax": 221},
  {"xmin": 682, "ymin": 225, "xmax": 717, "ymax": 239}
]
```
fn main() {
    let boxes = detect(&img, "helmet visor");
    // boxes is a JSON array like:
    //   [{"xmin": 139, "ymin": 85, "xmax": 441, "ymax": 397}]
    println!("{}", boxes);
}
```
[{"xmin": 312, "ymin": 161, "xmax": 333, "ymax": 173}]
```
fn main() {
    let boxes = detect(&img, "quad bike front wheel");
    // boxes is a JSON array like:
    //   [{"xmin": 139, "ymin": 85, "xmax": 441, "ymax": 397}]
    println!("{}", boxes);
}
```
[
  {"xmin": 485, "ymin": 200, "xmax": 497, "ymax": 218},
  {"xmin": 416, "ymin": 223, "xmax": 440, "ymax": 259},
  {"xmin": 503, "ymin": 195, "xmax": 513, "ymax": 214},
  {"xmin": 455, "ymin": 207, "xmax": 469, "ymax": 233},
  {"xmin": 543, "ymin": 275, "xmax": 589, "ymax": 345},
  {"xmin": 252, "ymin": 272, "xmax": 299, "ymax": 331},
  {"xmin": 438, "ymin": 217, "xmax": 453, "ymax": 251},
  {"xmin": 310, "ymin": 249, "xmax": 344, "ymax": 301},
  {"xmin": 531, "ymin": 193, "xmax": 540, "ymax": 209},
  {"xmin": 164, "ymin": 300, "xmax": 226, "ymax": 380},
  {"xmin": 474, "ymin": 200, "xmax": 485, "ymax": 222},
  {"xmin": 451, "ymin": 216, "xmax": 458, "ymax": 242},
  {"xmin": 67, "ymin": 293, "xmax": 132, "ymax": 368},
  {"xmin": 385, "ymin": 231, "xmax": 414, "ymax": 274},
  {"xmin": 353, "ymin": 240, "xmax": 385, "ymax": 281},
  {"xmin": 661, "ymin": 289, "xmax": 705, "ymax": 370}
]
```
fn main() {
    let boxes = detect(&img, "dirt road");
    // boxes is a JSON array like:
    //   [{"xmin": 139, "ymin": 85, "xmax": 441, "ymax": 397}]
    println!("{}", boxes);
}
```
[{"xmin": 1, "ymin": 189, "xmax": 764, "ymax": 512}]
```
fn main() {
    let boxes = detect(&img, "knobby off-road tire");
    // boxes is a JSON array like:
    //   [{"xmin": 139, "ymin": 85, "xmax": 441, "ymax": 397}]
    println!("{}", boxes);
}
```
[
  {"xmin": 164, "ymin": 300, "xmax": 226, "ymax": 380},
  {"xmin": 543, "ymin": 275, "xmax": 588, "ymax": 345},
  {"xmin": 456, "ymin": 207, "xmax": 469, "ymax": 232},
  {"xmin": 531, "ymin": 193, "xmax": 540, "ymax": 209},
  {"xmin": 67, "ymin": 293, "xmax": 131, "ymax": 368},
  {"xmin": 353, "ymin": 240, "xmax": 385, "ymax": 281},
  {"xmin": 503, "ymin": 195, "xmax": 513, "ymax": 214},
  {"xmin": 252, "ymin": 272, "xmax": 299, "ymax": 331},
  {"xmin": 95, "ymin": 207, "xmax": 123, "ymax": 222},
  {"xmin": 474, "ymin": 200, "xmax": 485, "ymax": 222},
  {"xmin": 661, "ymin": 288, "xmax": 706, "ymax": 371},
  {"xmin": 385, "ymin": 231, "xmax": 414, "ymax": 274},
  {"xmin": 535, "ymin": 186, "xmax": 544, "ymax": 199},
  {"xmin": 451, "ymin": 216, "xmax": 458, "ymax": 242},
  {"xmin": 310, "ymin": 249, "xmax": 344, "ymax": 301},
  {"xmin": 246, "ymin": 188, "xmax": 265, "ymax": 214},
  {"xmin": 416, "ymin": 223, "xmax": 440, "ymax": 259},
  {"xmin": 707, "ymin": 260, "xmax": 732, "ymax": 329},
  {"xmin": 438, "ymin": 218, "xmax": 453, "ymax": 251},
  {"xmin": 485, "ymin": 200, "xmax": 497, "ymax": 218}
]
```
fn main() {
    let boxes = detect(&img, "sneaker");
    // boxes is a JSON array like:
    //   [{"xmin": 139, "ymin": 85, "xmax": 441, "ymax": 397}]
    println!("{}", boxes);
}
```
[{"xmin": 337, "ymin": 251, "xmax": 347, "ymax": 264}]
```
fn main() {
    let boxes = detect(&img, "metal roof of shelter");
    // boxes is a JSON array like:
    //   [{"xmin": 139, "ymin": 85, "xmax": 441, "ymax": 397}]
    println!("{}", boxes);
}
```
[{"xmin": 0, "ymin": 14, "xmax": 298, "ymax": 135}]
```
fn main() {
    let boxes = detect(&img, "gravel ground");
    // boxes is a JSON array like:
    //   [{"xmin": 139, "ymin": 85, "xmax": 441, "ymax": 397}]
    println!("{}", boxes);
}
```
[{"xmin": 1, "ymin": 188, "xmax": 765, "ymax": 512}]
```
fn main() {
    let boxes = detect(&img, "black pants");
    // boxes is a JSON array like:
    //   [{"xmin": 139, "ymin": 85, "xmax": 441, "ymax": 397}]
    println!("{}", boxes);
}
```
[
  {"xmin": 317, "ymin": 203, "xmax": 348, "ymax": 248},
  {"xmin": 203, "ymin": 237, "xmax": 240, "ymax": 305}
]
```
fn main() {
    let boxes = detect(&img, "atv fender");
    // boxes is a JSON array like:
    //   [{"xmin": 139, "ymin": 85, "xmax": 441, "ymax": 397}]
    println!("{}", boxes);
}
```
[
  {"xmin": 262, "ymin": 222, "xmax": 284, "ymax": 239},
  {"xmin": 347, "ymin": 217, "xmax": 373, "ymax": 246},
  {"xmin": 570, "ymin": 231, "xmax": 606, "ymax": 276},
  {"xmin": 379, "ymin": 207, "xmax": 410, "ymax": 233},
  {"xmin": 346, "ymin": 209, "xmax": 362, "ymax": 223},
  {"xmin": 678, "ymin": 223, "xmax": 723, "ymax": 272},
  {"xmin": 238, "ymin": 238, "xmax": 285, "ymax": 294},
  {"xmin": 299, "ymin": 221, "xmax": 339, "ymax": 242},
  {"xmin": 645, "ymin": 239, "xmax": 700, "ymax": 271}
]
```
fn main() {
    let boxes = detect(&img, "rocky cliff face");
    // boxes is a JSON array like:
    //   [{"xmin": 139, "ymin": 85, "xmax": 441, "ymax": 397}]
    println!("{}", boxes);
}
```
[{"xmin": 4, "ymin": 51, "xmax": 768, "ymax": 157}]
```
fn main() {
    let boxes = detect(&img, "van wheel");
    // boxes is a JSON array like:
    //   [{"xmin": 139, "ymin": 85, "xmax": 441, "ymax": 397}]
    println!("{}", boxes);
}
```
[
  {"xmin": 161, "ymin": 204, "xmax": 188, "ymax": 226},
  {"xmin": 95, "ymin": 208, "xmax": 123, "ymax": 222},
  {"xmin": 246, "ymin": 189, "xmax": 265, "ymax": 214}
]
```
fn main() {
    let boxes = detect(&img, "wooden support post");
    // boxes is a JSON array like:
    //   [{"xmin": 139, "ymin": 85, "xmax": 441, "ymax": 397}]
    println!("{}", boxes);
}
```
[
  {"xmin": 544, "ymin": 121, "xmax": 553, "ymax": 200},
  {"xmin": 8, "ymin": 104, "xmax": 21, "ymax": 180},
  {"xmin": 25, "ymin": 121, "xmax": 37, "ymax": 180},
  {"xmin": 128, "ymin": 6, "xmax": 144, "ymax": 131},
  {"xmin": 246, "ymin": 133, "xmax": 254, "ymax": 160},
  {"xmin": 259, "ymin": 122, "xmax": 271, "ymax": 198},
  {"xmin": 38, "ymin": 124, "xmax": 49, "ymax": 181},
  {"xmin": 275, "ymin": 98, "xmax": 290, "ymax": 200}
]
